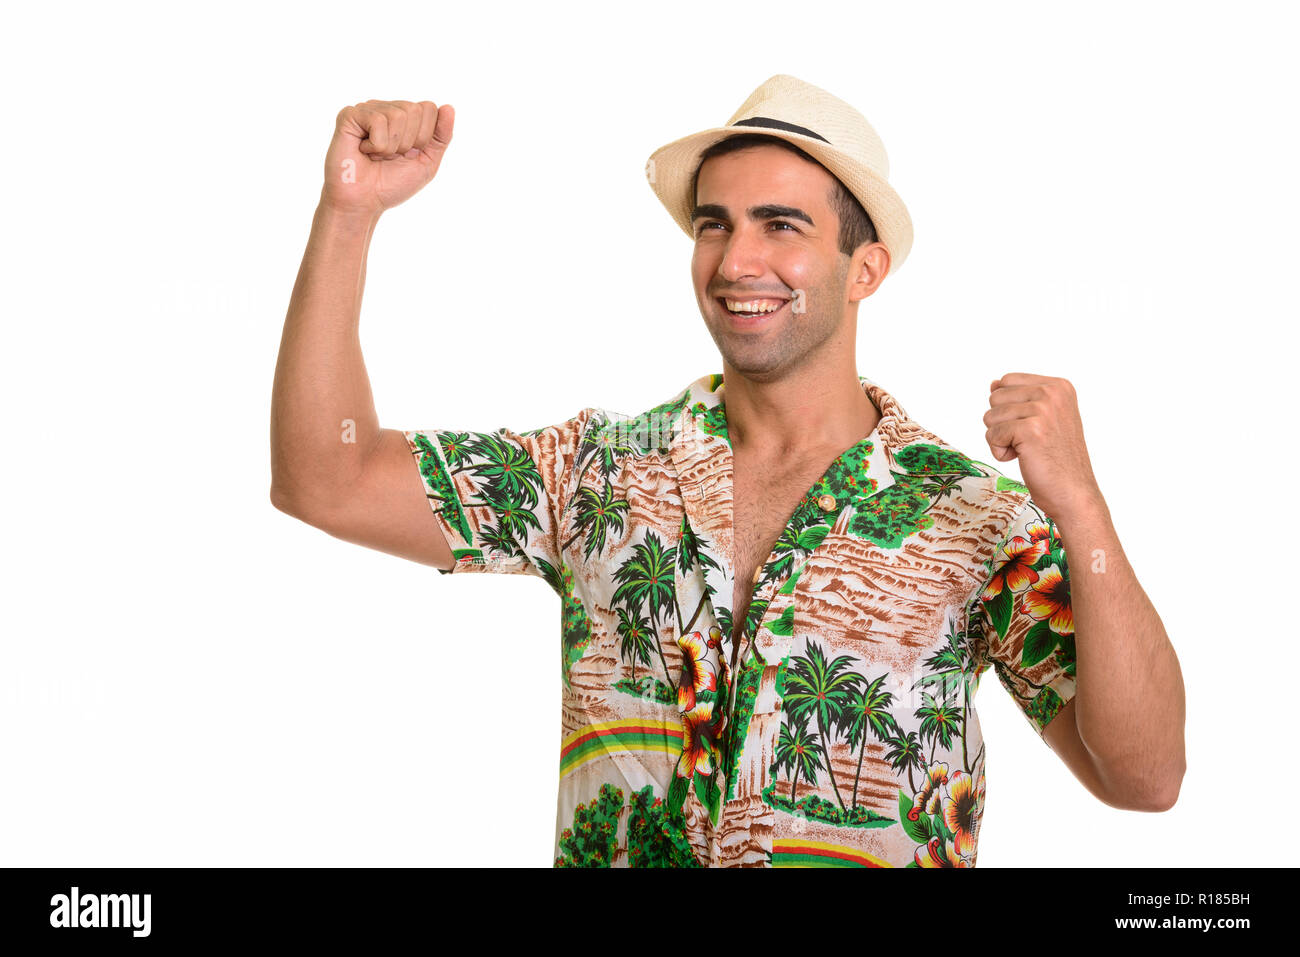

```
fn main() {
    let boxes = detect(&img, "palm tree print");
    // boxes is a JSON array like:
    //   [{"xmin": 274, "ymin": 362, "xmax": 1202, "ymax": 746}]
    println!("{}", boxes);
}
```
[
  {"xmin": 774, "ymin": 713, "xmax": 825, "ymax": 802},
  {"xmin": 575, "ymin": 416, "xmax": 639, "ymax": 480},
  {"xmin": 916, "ymin": 692, "xmax": 964, "ymax": 765},
  {"xmin": 466, "ymin": 433, "xmax": 543, "ymax": 508},
  {"xmin": 838, "ymin": 675, "xmax": 901, "ymax": 810},
  {"xmin": 477, "ymin": 522, "xmax": 523, "ymax": 560},
  {"xmin": 675, "ymin": 515, "xmax": 720, "ymax": 633},
  {"xmin": 615, "ymin": 607, "xmax": 654, "ymax": 684},
  {"xmin": 917, "ymin": 625, "xmax": 969, "ymax": 700},
  {"xmin": 436, "ymin": 431, "xmax": 473, "ymax": 471},
  {"xmin": 676, "ymin": 515, "xmax": 719, "ymax": 578},
  {"xmin": 885, "ymin": 730, "xmax": 926, "ymax": 794},
  {"xmin": 470, "ymin": 485, "xmax": 541, "ymax": 546},
  {"xmin": 917, "ymin": 623, "xmax": 977, "ymax": 771},
  {"xmin": 918, "ymin": 474, "xmax": 964, "ymax": 514},
  {"xmin": 563, "ymin": 480, "xmax": 630, "ymax": 559},
  {"xmin": 765, "ymin": 523, "xmax": 830, "ymax": 582},
  {"xmin": 611, "ymin": 532, "xmax": 678, "ymax": 693},
  {"xmin": 782, "ymin": 640, "xmax": 861, "ymax": 811},
  {"xmin": 576, "ymin": 393, "xmax": 690, "ymax": 477}
]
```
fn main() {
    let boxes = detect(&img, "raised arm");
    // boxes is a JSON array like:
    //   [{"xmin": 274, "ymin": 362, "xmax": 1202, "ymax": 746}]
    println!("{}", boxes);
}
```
[{"xmin": 270, "ymin": 99, "xmax": 456, "ymax": 568}]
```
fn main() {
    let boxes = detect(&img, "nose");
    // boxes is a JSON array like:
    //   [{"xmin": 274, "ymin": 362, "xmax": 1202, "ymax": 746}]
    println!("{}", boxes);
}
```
[{"xmin": 717, "ymin": 224, "xmax": 766, "ymax": 284}]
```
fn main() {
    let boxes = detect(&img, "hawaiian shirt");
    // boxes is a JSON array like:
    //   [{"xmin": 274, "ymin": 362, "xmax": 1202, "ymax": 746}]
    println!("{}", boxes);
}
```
[{"xmin": 405, "ymin": 373, "xmax": 1077, "ymax": 867}]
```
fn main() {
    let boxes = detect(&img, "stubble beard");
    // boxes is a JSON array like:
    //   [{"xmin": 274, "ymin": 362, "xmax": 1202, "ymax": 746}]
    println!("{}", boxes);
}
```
[{"xmin": 706, "ymin": 260, "xmax": 849, "ymax": 384}]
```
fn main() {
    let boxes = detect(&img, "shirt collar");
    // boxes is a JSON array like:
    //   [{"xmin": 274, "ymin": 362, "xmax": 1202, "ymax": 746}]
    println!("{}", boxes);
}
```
[{"xmin": 666, "ymin": 371, "xmax": 921, "ymax": 496}]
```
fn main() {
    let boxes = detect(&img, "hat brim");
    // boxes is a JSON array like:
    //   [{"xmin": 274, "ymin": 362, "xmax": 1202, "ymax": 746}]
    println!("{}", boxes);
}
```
[{"xmin": 646, "ymin": 126, "xmax": 913, "ymax": 275}]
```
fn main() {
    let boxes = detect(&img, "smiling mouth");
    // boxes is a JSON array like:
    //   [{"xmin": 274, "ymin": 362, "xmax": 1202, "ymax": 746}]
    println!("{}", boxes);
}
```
[{"xmin": 716, "ymin": 297, "xmax": 790, "ymax": 324}]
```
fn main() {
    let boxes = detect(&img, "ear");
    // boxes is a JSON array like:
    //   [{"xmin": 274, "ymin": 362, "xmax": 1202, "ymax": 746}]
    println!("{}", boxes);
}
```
[{"xmin": 847, "ymin": 242, "xmax": 890, "ymax": 303}]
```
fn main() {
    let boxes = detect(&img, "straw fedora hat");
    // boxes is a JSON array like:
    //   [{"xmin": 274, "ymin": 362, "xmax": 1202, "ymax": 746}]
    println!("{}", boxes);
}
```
[{"xmin": 645, "ymin": 74, "xmax": 913, "ymax": 274}]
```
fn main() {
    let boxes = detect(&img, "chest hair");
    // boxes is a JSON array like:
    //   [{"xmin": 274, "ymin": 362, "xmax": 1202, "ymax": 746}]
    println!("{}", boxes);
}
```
[{"xmin": 729, "ymin": 450, "xmax": 838, "ymax": 651}]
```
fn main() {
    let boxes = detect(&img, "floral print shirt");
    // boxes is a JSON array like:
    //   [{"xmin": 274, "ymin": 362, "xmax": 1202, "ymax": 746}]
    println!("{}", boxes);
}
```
[{"xmin": 405, "ymin": 373, "xmax": 1077, "ymax": 867}]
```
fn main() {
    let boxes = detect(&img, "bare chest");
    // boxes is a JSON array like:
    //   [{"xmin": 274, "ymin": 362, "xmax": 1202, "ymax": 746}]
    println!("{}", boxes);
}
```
[{"xmin": 729, "ymin": 454, "xmax": 832, "ymax": 645}]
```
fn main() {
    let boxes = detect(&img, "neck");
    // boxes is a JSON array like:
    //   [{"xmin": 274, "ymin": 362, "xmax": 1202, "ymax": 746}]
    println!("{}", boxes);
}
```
[{"xmin": 721, "ymin": 353, "xmax": 880, "ymax": 458}]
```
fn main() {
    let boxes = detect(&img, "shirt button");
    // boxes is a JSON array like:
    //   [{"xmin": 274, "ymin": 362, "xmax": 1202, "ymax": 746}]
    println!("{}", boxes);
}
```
[
  {"xmin": 817, "ymin": 493, "xmax": 836, "ymax": 511},
  {"xmin": 752, "ymin": 566, "xmax": 763, "ymax": 584}
]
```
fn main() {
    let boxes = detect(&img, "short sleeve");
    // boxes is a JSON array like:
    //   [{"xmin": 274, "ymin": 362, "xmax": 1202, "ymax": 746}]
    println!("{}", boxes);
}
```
[
  {"xmin": 969, "ymin": 498, "xmax": 1077, "ymax": 738},
  {"xmin": 404, "ymin": 409, "xmax": 594, "ymax": 588}
]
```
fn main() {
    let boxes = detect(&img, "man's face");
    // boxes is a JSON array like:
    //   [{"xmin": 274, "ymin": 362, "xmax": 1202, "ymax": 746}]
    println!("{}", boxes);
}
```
[{"xmin": 690, "ymin": 144, "xmax": 853, "ymax": 382}]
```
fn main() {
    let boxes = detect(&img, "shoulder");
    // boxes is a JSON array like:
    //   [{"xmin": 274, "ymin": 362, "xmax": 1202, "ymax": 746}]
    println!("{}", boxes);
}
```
[
  {"xmin": 887, "ymin": 412, "xmax": 1035, "ymax": 536},
  {"xmin": 580, "ymin": 375, "xmax": 714, "ymax": 456}
]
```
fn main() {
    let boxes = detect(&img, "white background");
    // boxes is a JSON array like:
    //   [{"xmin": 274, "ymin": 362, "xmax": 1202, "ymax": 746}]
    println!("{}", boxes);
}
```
[{"xmin": 3, "ymin": 0, "xmax": 1295, "ymax": 867}]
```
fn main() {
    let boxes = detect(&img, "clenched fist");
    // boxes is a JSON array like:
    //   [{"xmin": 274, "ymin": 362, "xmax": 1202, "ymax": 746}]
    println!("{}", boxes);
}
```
[
  {"xmin": 321, "ymin": 99, "xmax": 455, "ymax": 217},
  {"xmin": 984, "ymin": 372, "xmax": 1104, "ymax": 525}
]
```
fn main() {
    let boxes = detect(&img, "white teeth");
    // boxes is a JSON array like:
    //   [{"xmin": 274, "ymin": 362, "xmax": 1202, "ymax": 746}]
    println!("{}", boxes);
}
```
[{"xmin": 725, "ymin": 299, "xmax": 785, "ymax": 314}]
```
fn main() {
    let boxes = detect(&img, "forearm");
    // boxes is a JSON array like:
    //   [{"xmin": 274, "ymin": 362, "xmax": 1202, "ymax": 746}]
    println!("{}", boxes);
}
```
[
  {"xmin": 270, "ymin": 193, "xmax": 384, "ymax": 511},
  {"xmin": 1055, "ymin": 494, "xmax": 1186, "ymax": 807}
]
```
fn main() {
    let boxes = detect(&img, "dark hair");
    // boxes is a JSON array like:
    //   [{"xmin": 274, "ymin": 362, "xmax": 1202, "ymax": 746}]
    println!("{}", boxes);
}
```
[{"xmin": 689, "ymin": 132, "xmax": 878, "ymax": 258}]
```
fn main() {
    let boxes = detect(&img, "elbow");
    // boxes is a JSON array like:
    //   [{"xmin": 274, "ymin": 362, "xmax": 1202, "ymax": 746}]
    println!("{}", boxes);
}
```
[
  {"xmin": 1084, "ymin": 740, "xmax": 1185, "ymax": 812},
  {"xmin": 270, "ymin": 481, "xmax": 342, "ymax": 530},
  {"xmin": 1116, "ymin": 762, "xmax": 1185, "ymax": 813},
  {"xmin": 1080, "ymin": 721, "xmax": 1186, "ymax": 813},
  {"xmin": 1133, "ymin": 788, "xmax": 1180, "ymax": 814},
  {"xmin": 270, "ymin": 482, "xmax": 298, "ymax": 516},
  {"xmin": 270, "ymin": 482, "xmax": 320, "ymax": 521},
  {"xmin": 1145, "ymin": 765, "xmax": 1185, "ymax": 813}
]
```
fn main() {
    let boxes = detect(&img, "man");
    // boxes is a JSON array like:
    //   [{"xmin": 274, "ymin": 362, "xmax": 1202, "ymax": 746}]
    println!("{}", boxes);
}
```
[{"xmin": 270, "ymin": 75, "xmax": 1185, "ymax": 867}]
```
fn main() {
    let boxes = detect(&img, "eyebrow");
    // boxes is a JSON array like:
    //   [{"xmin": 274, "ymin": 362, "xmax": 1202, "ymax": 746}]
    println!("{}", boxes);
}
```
[{"xmin": 690, "ymin": 203, "xmax": 815, "ymax": 227}]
